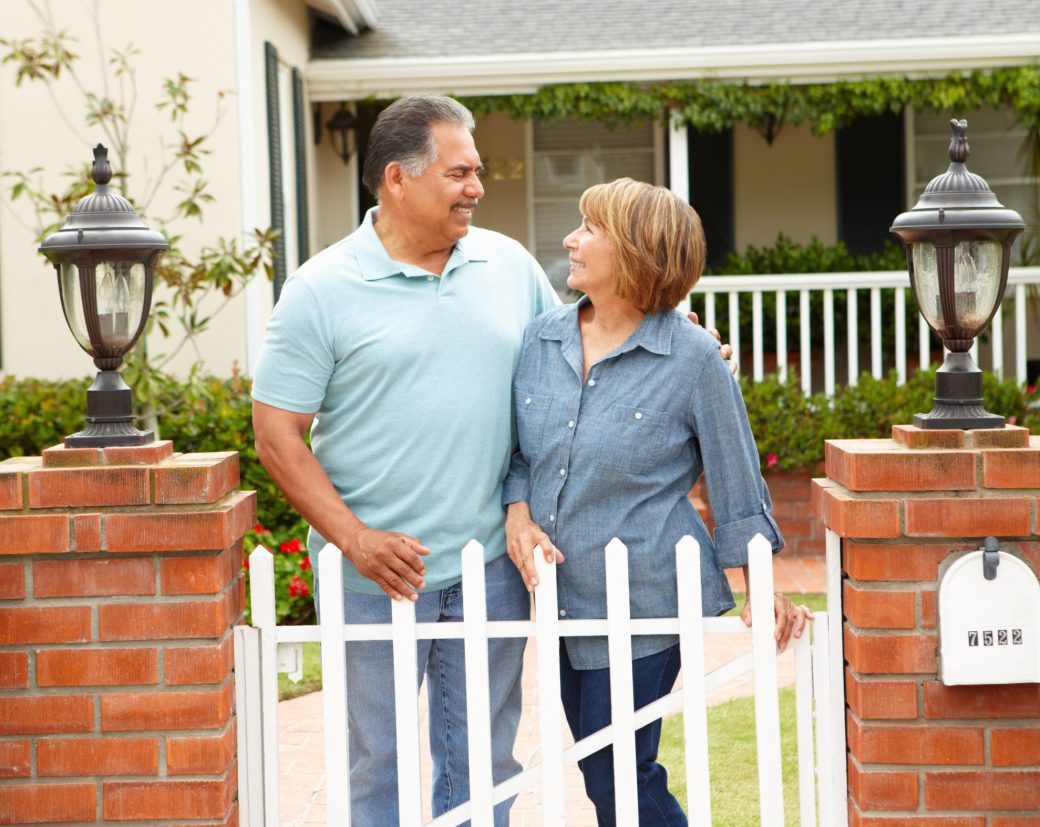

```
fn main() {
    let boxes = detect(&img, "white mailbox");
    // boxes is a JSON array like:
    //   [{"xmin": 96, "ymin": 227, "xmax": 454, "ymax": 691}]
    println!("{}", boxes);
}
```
[{"xmin": 938, "ymin": 539, "xmax": 1040, "ymax": 686}]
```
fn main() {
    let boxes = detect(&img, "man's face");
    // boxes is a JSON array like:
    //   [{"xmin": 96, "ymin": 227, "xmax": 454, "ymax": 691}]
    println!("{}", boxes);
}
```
[{"xmin": 400, "ymin": 122, "xmax": 485, "ymax": 247}]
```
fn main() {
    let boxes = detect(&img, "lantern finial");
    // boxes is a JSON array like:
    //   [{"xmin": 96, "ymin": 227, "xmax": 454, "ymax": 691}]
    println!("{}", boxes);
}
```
[
  {"xmin": 91, "ymin": 143, "xmax": 113, "ymax": 189},
  {"xmin": 949, "ymin": 119, "xmax": 970, "ymax": 164}
]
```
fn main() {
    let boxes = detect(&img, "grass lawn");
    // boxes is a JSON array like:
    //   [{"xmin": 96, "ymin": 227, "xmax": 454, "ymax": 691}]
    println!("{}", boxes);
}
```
[{"xmin": 278, "ymin": 641, "xmax": 323, "ymax": 701}]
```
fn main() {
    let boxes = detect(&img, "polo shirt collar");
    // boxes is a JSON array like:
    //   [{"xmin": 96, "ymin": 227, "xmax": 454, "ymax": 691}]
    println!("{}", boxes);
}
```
[
  {"xmin": 539, "ymin": 296, "xmax": 673, "ymax": 356},
  {"xmin": 354, "ymin": 207, "xmax": 489, "ymax": 281}
]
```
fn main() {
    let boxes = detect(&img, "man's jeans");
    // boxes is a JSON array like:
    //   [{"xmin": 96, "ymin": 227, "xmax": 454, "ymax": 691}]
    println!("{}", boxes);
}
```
[{"xmin": 337, "ymin": 553, "xmax": 529, "ymax": 826}]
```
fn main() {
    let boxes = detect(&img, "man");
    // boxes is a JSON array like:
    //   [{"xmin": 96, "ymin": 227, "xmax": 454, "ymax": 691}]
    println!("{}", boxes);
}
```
[{"xmin": 252, "ymin": 95, "xmax": 557, "ymax": 825}]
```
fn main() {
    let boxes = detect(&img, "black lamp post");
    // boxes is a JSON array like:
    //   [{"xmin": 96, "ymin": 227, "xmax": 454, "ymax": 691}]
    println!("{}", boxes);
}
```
[
  {"xmin": 325, "ymin": 104, "xmax": 358, "ymax": 164},
  {"xmin": 891, "ymin": 119, "xmax": 1025, "ymax": 429},
  {"xmin": 39, "ymin": 144, "xmax": 169, "ymax": 447}
]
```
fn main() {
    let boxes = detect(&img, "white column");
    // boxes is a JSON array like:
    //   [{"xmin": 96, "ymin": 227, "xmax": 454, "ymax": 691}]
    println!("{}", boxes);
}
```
[{"xmin": 668, "ymin": 111, "xmax": 689, "ymax": 203}]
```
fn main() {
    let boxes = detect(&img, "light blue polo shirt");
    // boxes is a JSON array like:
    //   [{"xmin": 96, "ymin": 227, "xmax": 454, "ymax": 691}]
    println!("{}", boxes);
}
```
[{"xmin": 252, "ymin": 208, "xmax": 559, "ymax": 594}]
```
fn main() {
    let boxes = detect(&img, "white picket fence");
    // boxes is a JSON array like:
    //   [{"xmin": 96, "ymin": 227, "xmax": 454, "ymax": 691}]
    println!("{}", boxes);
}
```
[
  {"xmin": 690, "ymin": 265, "xmax": 1040, "ymax": 396},
  {"xmin": 235, "ymin": 533, "xmax": 844, "ymax": 826}
]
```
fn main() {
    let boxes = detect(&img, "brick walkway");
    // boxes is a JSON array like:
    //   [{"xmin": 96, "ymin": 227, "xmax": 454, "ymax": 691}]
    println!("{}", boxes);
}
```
[{"xmin": 274, "ymin": 556, "xmax": 826, "ymax": 825}]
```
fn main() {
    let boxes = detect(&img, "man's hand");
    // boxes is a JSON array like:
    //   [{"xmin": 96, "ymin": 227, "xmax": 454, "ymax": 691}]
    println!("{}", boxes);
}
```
[
  {"xmin": 687, "ymin": 310, "xmax": 738, "ymax": 375},
  {"xmin": 740, "ymin": 591, "xmax": 815, "ymax": 653},
  {"xmin": 505, "ymin": 502, "xmax": 564, "ymax": 591},
  {"xmin": 343, "ymin": 527, "xmax": 431, "ymax": 602}
]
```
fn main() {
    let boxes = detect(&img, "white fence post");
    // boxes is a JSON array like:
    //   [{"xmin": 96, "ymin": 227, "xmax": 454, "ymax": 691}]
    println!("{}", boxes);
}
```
[
  {"xmin": 392, "ymin": 595, "xmax": 423, "ymax": 826},
  {"xmin": 533, "ymin": 546, "xmax": 566, "ymax": 825},
  {"xmin": 794, "ymin": 627, "xmax": 816, "ymax": 826},
  {"xmin": 461, "ymin": 540, "xmax": 495, "ymax": 825},
  {"xmin": 250, "ymin": 546, "xmax": 282, "ymax": 826},
  {"xmin": 234, "ymin": 624, "xmax": 265, "ymax": 827},
  {"xmin": 317, "ymin": 544, "xmax": 351, "ymax": 825},
  {"xmin": 675, "ymin": 535, "xmax": 712, "ymax": 827},
  {"xmin": 604, "ymin": 537, "xmax": 639, "ymax": 824}
]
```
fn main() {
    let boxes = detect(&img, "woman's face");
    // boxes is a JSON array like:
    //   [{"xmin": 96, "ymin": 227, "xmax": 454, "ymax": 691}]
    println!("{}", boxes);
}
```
[{"xmin": 563, "ymin": 216, "xmax": 615, "ymax": 297}]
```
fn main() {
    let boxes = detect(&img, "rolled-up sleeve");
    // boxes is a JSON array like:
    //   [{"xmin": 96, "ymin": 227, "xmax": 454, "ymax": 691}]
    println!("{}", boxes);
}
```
[
  {"xmin": 502, "ymin": 450, "xmax": 532, "ymax": 506},
  {"xmin": 688, "ymin": 348, "xmax": 784, "ymax": 569}
]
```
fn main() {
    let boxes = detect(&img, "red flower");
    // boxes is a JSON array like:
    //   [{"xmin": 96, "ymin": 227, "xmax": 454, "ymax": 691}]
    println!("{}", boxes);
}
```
[
  {"xmin": 300, "ymin": 556, "xmax": 312, "ymax": 571},
  {"xmin": 766, "ymin": 452, "xmax": 779, "ymax": 468},
  {"xmin": 1008, "ymin": 415, "xmax": 1018, "ymax": 425},
  {"xmin": 288, "ymin": 574, "xmax": 310, "ymax": 598},
  {"xmin": 253, "ymin": 523, "xmax": 271, "ymax": 535},
  {"xmin": 280, "ymin": 538, "xmax": 302, "ymax": 554},
  {"xmin": 243, "ymin": 557, "xmax": 250, "ymax": 571},
  {"xmin": 1028, "ymin": 385, "xmax": 1036, "ymax": 394}
]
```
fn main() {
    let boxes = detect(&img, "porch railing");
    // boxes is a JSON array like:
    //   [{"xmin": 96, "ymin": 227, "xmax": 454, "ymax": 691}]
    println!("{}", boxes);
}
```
[{"xmin": 689, "ymin": 265, "xmax": 1040, "ymax": 396}]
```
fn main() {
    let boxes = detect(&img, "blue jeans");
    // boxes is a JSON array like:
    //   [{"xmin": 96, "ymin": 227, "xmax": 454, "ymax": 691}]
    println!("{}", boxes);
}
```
[
  {"xmin": 336, "ymin": 553, "xmax": 529, "ymax": 827},
  {"xmin": 559, "ymin": 642, "xmax": 687, "ymax": 827}
]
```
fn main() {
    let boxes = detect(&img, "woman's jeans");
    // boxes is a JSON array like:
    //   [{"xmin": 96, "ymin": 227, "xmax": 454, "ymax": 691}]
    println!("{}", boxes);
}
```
[
  {"xmin": 559, "ymin": 642, "xmax": 688, "ymax": 827},
  {"xmin": 328, "ymin": 553, "xmax": 530, "ymax": 827}
]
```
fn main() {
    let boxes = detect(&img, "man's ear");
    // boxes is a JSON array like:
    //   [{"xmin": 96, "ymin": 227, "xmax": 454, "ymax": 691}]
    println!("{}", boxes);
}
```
[{"xmin": 382, "ymin": 162, "xmax": 407, "ymax": 201}]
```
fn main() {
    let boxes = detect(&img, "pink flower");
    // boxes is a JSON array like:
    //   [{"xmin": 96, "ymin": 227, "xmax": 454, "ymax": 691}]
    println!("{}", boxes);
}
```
[
  {"xmin": 766, "ymin": 453, "xmax": 778, "ymax": 468},
  {"xmin": 1008, "ymin": 415, "xmax": 1018, "ymax": 425},
  {"xmin": 280, "ymin": 538, "xmax": 302, "ymax": 554}
]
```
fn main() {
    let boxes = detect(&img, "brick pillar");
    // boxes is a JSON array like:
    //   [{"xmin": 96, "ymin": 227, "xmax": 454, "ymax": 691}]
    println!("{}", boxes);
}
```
[
  {"xmin": 0, "ymin": 441, "xmax": 254, "ymax": 826},
  {"xmin": 813, "ymin": 425, "xmax": 1040, "ymax": 826}
]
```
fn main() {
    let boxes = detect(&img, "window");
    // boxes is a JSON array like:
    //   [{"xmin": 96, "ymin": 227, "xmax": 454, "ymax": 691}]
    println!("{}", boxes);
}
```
[{"xmin": 531, "ymin": 118, "xmax": 659, "ymax": 297}]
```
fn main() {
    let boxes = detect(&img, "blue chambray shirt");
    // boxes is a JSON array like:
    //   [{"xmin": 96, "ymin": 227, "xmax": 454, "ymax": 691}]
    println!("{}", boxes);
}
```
[{"xmin": 502, "ymin": 298, "xmax": 783, "ymax": 669}]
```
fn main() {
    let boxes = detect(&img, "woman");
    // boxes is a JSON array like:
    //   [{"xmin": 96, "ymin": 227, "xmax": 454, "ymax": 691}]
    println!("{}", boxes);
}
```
[{"xmin": 501, "ymin": 178, "xmax": 809, "ymax": 825}]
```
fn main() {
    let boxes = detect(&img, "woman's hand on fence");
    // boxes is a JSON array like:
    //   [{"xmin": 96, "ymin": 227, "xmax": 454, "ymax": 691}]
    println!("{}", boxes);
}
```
[
  {"xmin": 687, "ymin": 311, "xmax": 737, "ymax": 375},
  {"xmin": 343, "ymin": 527, "xmax": 431, "ymax": 602},
  {"xmin": 505, "ymin": 502, "xmax": 564, "ymax": 591},
  {"xmin": 739, "ymin": 592, "xmax": 815, "ymax": 653}
]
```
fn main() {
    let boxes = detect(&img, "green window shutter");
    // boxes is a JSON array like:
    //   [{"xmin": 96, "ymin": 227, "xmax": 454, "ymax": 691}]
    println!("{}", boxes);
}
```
[
  {"xmin": 264, "ymin": 41, "xmax": 287, "ymax": 302},
  {"xmin": 292, "ymin": 68, "xmax": 310, "ymax": 264}
]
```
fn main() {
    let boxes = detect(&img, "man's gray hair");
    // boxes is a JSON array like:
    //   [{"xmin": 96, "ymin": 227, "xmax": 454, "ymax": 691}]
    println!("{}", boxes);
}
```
[{"xmin": 362, "ymin": 95, "xmax": 475, "ymax": 199}]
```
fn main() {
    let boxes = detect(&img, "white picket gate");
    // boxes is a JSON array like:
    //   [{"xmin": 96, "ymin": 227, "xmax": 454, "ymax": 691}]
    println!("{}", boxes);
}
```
[{"xmin": 234, "ymin": 533, "xmax": 845, "ymax": 826}]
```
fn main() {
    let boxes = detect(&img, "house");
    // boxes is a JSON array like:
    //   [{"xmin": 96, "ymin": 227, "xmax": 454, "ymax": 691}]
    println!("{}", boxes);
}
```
[{"xmin": 1, "ymin": 0, "xmax": 1037, "ymax": 382}]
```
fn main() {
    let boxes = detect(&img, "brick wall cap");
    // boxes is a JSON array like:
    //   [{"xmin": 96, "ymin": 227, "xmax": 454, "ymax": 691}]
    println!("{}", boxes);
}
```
[{"xmin": 42, "ymin": 441, "xmax": 175, "ymax": 468}]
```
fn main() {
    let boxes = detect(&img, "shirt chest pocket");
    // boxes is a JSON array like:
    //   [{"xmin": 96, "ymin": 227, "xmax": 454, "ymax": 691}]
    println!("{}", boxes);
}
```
[
  {"xmin": 515, "ymin": 392, "xmax": 552, "ymax": 454},
  {"xmin": 594, "ymin": 404, "xmax": 673, "ymax": 475}
]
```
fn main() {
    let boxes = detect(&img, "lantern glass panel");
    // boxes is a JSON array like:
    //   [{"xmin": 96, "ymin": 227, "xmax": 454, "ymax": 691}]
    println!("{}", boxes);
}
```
[
  {"xmin": 60, "ymin": 260, "xmax": 146, "ymax": 356},
  {"xmin": 911, "ymin": 240, "xmax": 1003, "ymax": 332}
]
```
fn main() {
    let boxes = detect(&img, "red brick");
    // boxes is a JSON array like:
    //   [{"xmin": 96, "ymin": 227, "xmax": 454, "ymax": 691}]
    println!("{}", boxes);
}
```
[
  {"xmin": 924, "ymin": 682, "xmax": 1040, "ymax": 719},
  {"xmin": 891, "ymin": 425, "xmax": 969, "ymax": 449},
  {"xmin": 0, "ymin": 783, "xmax": 96, "ymax": 824},
  {"xmin": 38, "ymin": 736, "xmax": 158, "ymax": 776},
  {"xmin": 983, "ymin": 448, "xmax": 1040, "ymax": 488},
  {"xmin": 154, "ymin": 452, "xmax": 239, "ymax": 505},
  {"xmin": 0, "ymin": 514, "xmax": 70, "ymax": 553},
  {"xmin": 845, "ymin": 673, "xmax": 918, "ymax": 719},
  {"xmin": 925, "ymin": 771, "xmax": 1040, "ymax": 810},
  {"xmin": 0, "ymin": 696, "xmax": 93, "ymax": 735},
  {"xmin": 41, "ymin": 444, "xmax": 103, "ymax": 467},
  {"xmin": 992, "ymin": 728, "xmax": 1040, "ymax": 766},
  {"xmin": 850, "ymin": 811, "xmax": 984, "ymax": 827},
  {"xmin": 28, "ymin": 465, "xmax": 151, "ymax": 508},
  {"xmin": 844, "ymin": 582, "xmax": 916, "ymax": 629},
  {"xmin": 845, "ymin": 629, "xmax": 937, "ymax": 674},
  {"xmin": 73, "ymin": 513, "xmax": 102, "ymax": 551},
  {"xmin": 827, "ymin": 440, "xmax": 977, "ymax": 491},
  {"xmin": 34, "ymin": 557, "xmax": 154, "ymax": 598},
  {"xmin": 0, "ymin": 563, "xmax": 23, "ymax": 599},
  {"xmin": 102, "ymin": 440, "xmax": 175, "ymax": 466},
  {"xmin": 167, "ymin": 723, "xmax": 236, "ymax": 774},
  {"xmin": 102, "ymin": 681, "xmax": 233, "ymax": 731},
  {"xmin": 0, "ymin": 457, "xmax": 35, "ymax": 510},
  {"xmin": 970, "ymin": 426, "xmax": 1030, "ymax": 448},
  {"xmin": 0, "ymin": 606, "xmax": 90, "ymax": 644},
  {"xmin": 100, "ymin": 591, "xmax": 234, "ymax": 641},
  {"xmin": 105, "ymin": 490, "xmax": 256, "ymax": 552},
  {"xmin": 921, "ymin": 589, "xmax": 937, "ymax": 629},
  {"xmin": 905, "ymin": 497, "xmax": 1030, "ymax": 538},
  {"xmin": 814, "ymin": 484, "xmax": 901, "ymax": 539},
  {"xmin": 104, "ymin": 777, "xmax": 232, "ymax": 821},
  {"xmin": 0, "ymin": 652, "xmax": 28, "ymax": 688},
  {"xmin": 849, "ymin": 718, "xmax": 983, "ymax": 764},
  {"xmin": 848, "ymin": 757, "xmax": 918, "ymax": 810},
  {"xmin": 161, "ymin": 543, "xmax": 239, "ymax": 595},
  {"xmin": 994, "ymin": 818, "xmax": 1040, "ymax": 827},
  {"xmin": 37, "ymin": 648, "xmax": 158, "ymax": 687},
  {"xmin": 845, "ymin": 541, "xmax": 957, "ymax": 582},
  {"xmin": 0, "ymin": 740, "xmax": 31, "ymax": 778},
  {"xmin": 165, "ymin": 635, "xmax": 234, "ymax": 685}
]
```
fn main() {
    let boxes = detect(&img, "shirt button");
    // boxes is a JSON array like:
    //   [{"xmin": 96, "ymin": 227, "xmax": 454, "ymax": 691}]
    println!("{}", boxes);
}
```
[
  {"xmin": 587, "ymin": 379, "xmax": 596, "ymax": 387},
  {"xmin": 559, "ymin": 468, "xmax": 566, "ymax": 476},
  {"xmin": 567, "ymin": 420, "xmax": 575, "ymax": 428},
  {"xmin": 559, "ymin": 609, "xmax": 567, "ymax": 617},
  {"xmin": 524, "ymin": 398, "xmax": 531, "ymax": 405},
  {"xmin": 549, "ymin": 514, "xmax": 555, "ymax": 522},
  {"xmin": 635, "ymin": 411, "xmax": 642, "ymax": 420}
]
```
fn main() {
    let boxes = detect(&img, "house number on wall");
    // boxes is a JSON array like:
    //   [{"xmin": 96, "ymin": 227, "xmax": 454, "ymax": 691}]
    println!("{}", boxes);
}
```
[
  {"xmin": 967, "ymin": 629, "xmax": 1024, "ymax": 647},
  {"xmin": 481, "ymin": 158, "xmax": 525, "ymax": 181}
]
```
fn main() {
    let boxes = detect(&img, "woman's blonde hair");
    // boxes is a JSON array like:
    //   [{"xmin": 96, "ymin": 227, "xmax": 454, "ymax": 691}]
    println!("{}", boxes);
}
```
[{"xmin": 578, "ymin": 178, "xmax": 706, "ymax": 314}]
